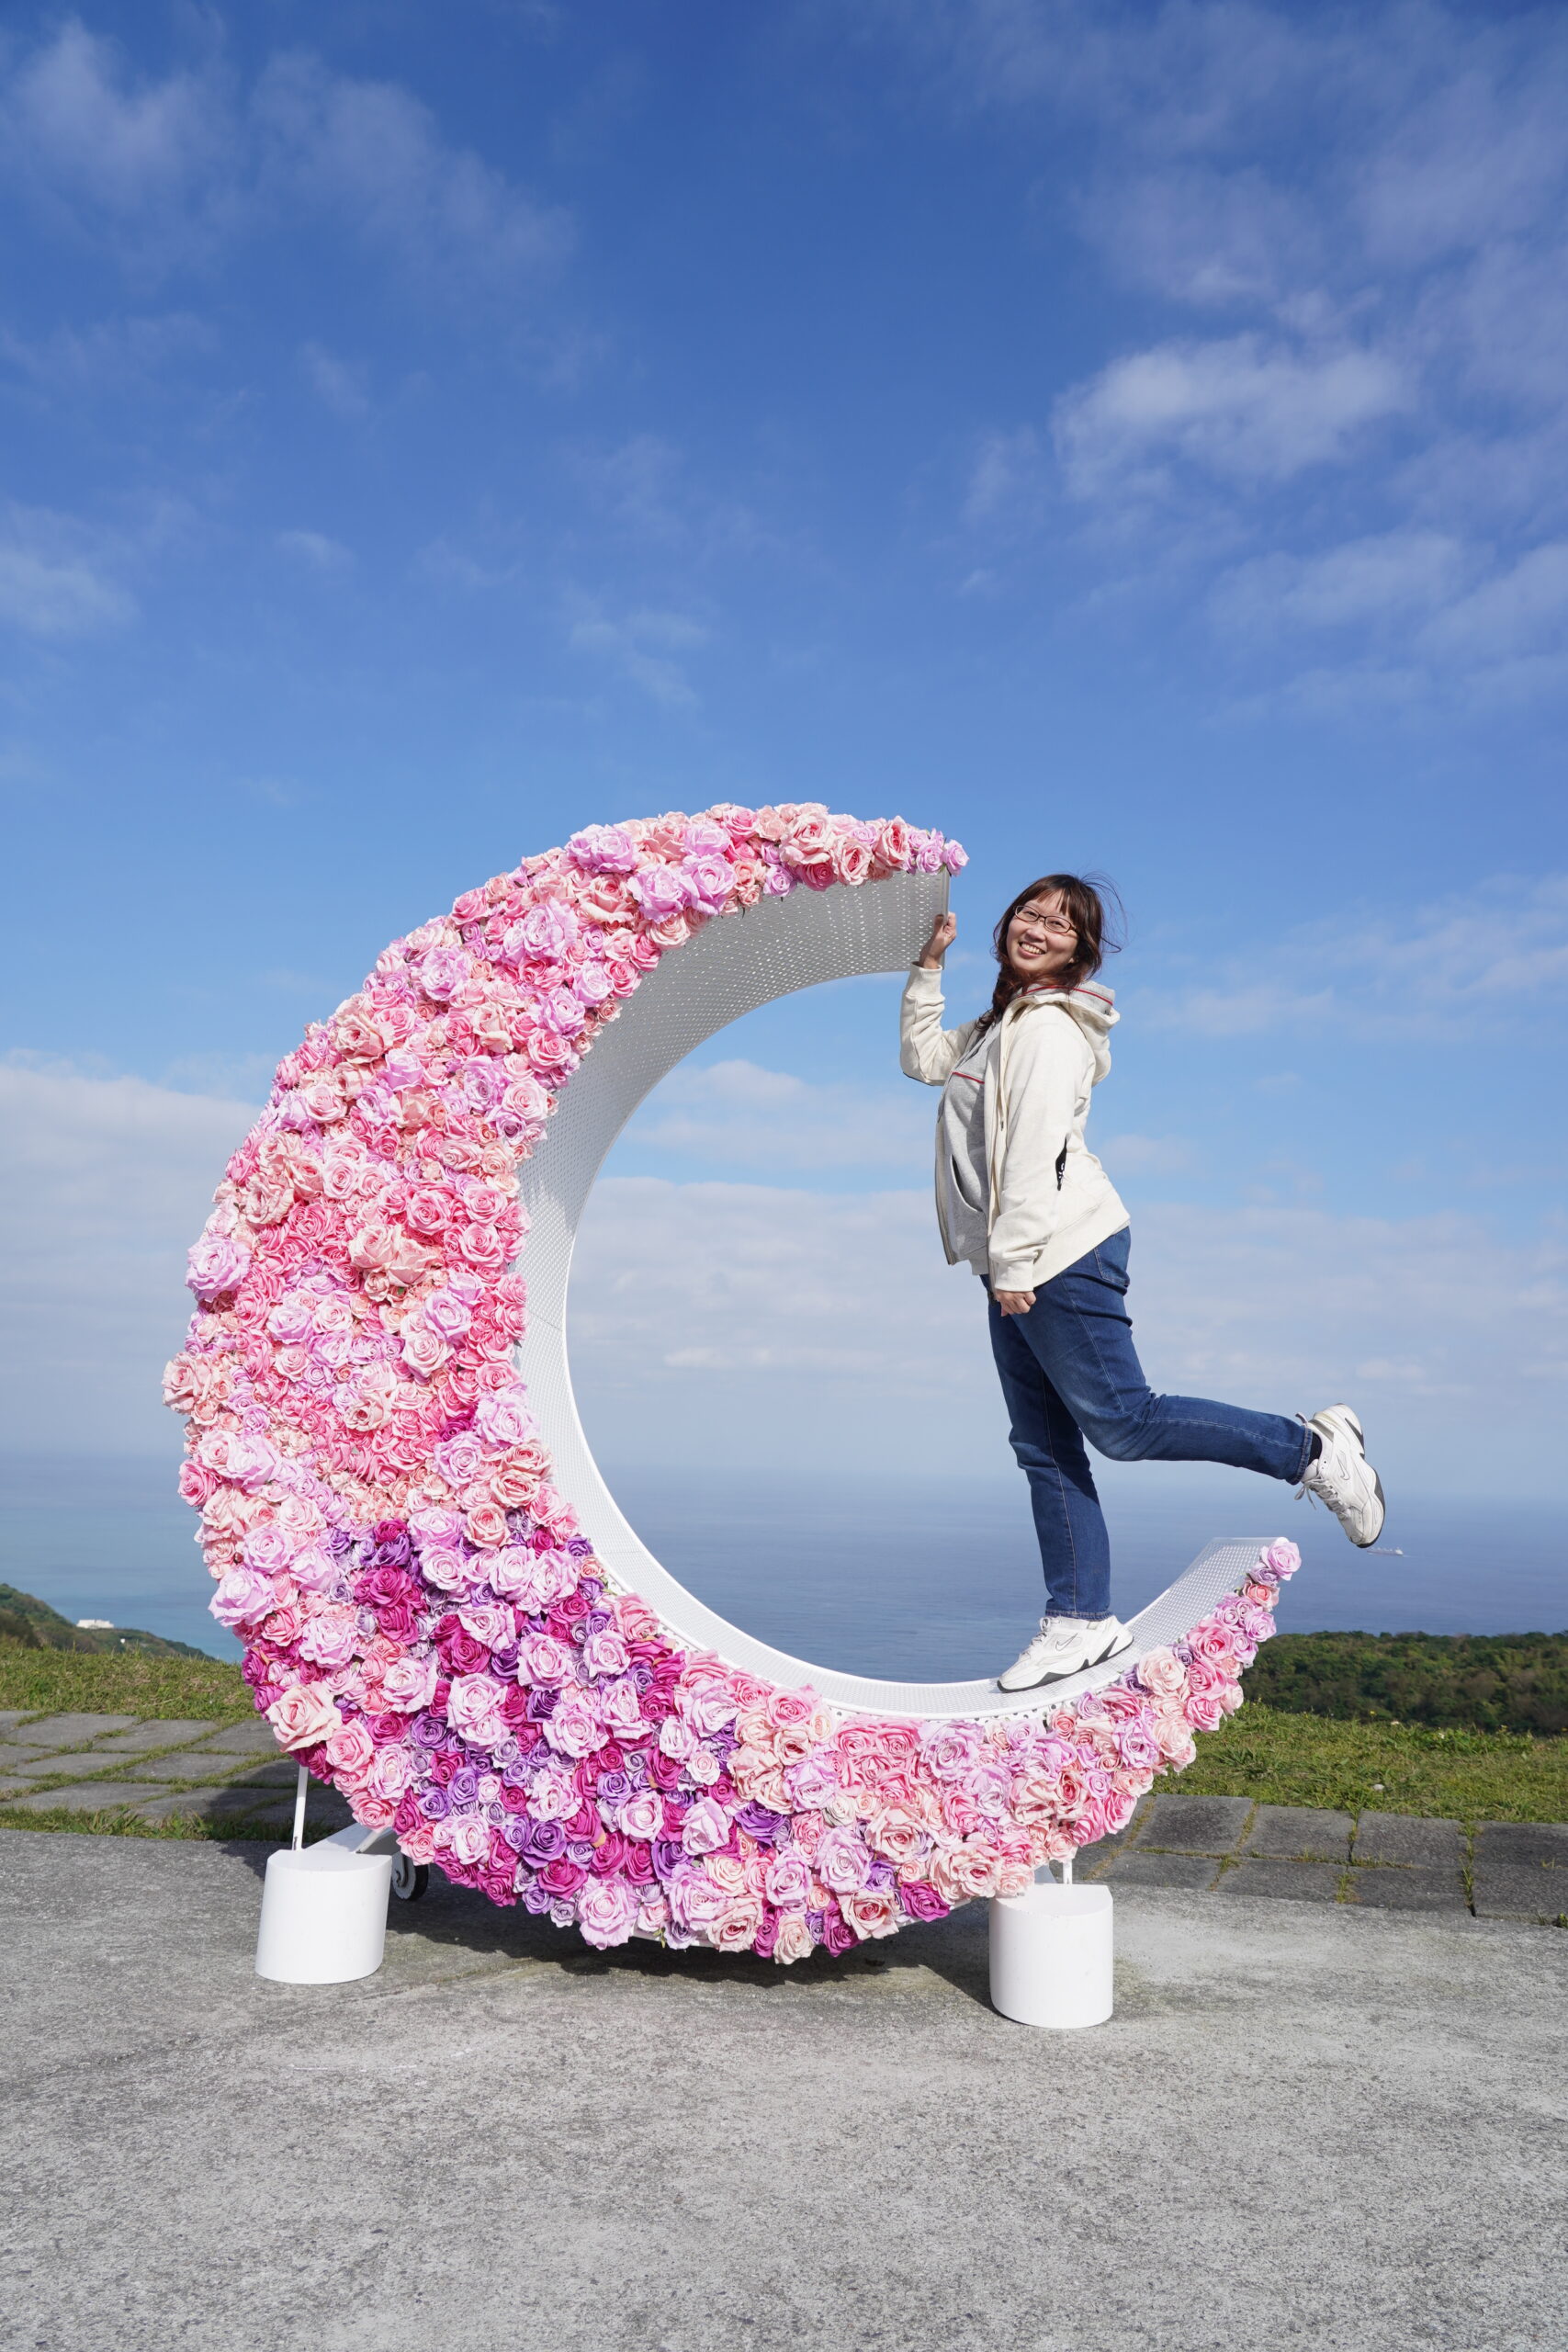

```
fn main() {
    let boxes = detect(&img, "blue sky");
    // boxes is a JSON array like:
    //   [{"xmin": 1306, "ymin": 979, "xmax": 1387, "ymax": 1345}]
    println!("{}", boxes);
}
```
[{"xmin": 2, "ymin": 1, "xmax": 1565, "ymax": 1507}]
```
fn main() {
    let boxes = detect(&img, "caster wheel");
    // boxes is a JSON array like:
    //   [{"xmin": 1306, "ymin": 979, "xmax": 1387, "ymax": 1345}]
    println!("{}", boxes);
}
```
[{"xmin": 390, "ymin": 1853, "xmax": 429, "ymax": 1903}]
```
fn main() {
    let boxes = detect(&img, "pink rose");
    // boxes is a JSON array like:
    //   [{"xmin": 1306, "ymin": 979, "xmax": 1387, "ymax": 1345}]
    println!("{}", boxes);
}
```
[
  {"xmin": 599, "ymin": 1679, "xmax": 647, "ymax": 1740},
  {"xmin": 582, "ymin": 1625, "xmax": 630, "ymax": 1678},
  {"xmin": 416, "ymin": 946, "xmax": 470, "ymax": 1000},
  {"xmin": 1258, "ymin": 1537, "xmax": 1301, "ymax": 1587},
  {"xmin": 840, "ymin": 1886, "xmax": 898, "ymax": 1940},
  {"xmin": 566, "ymin": 824, "xmax": 638, "ymax": 875},
  {"xmin": 446, "ymin": 1672, "xmax": 509, "ymax": 1747},
  {"xmin": 816, "ymin": 1825, "xmax": 872, "ymax": 1894},
  {"xmin": 323, "ymin": 1719, "xmax": 377, "ymax": 1778},
  {"xmin": 628, "ymin": 861, "xmax": 694, "ymax": 921},
  {"xmin": 577, "ymin": 1877, "xmax": 637, "ymax": 1949},
  {"xmin": 680, "ymin": 851, "xmax": 736, "ymax": 914},
  {"xmin": 473, "ymin": 1384, "xmax": 538, "ymax": 1448},
  {"xmin": 711, "ymin": 1895, "xmax": 765, "ymax": 1953},
  {"xmin": 680, "ymin": 1795, "xmax": 732, "ymax": 1857},
  {"xmin": 378, "ymin": 1655, "xmax": 438, "ymax": 1713},
  {"xmin": 266, "ymin": 1680, "xmax": 342, "ymax": 1751},
  {"xmin": 186, "ymin": 1232, "xmax": 251, "ymax": 1299},
  {"xmin": 1134, "ymin": 1645, "xmax": 1187, "ymax": 1700},
  {"xmin": 770, "ymin": 1911, "xmax": 811, "ymax": 1964},
  {"xmin": 543, "ymin": 1688, "xmax": 606, "ymax": 1758},
  {"xmin": 297, "ymin": 1603, "xmax": 359, "ymax": 1669},
  {"xmin": 210, "ymin": 1566, "xmax": 276, "ymax": 1630},
  {"xmin": 615, "ymin": 1788, "xmax": 663, "ymax": 1842}
]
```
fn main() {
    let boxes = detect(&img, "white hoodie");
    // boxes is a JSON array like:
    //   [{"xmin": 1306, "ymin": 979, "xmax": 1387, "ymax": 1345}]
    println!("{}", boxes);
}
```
[{"xmin": 899, "ymin": 964, "xmax": 1130, "ymax": 1292}]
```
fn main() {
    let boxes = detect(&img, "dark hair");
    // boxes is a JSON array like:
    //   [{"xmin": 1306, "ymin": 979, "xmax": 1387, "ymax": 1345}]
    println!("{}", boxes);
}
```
[{"xmin": 974, "ymin": 872, "xmax": 1122, "ymax": 1034}]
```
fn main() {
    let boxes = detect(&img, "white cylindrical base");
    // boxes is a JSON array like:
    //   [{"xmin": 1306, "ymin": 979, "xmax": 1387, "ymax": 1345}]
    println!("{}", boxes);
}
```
[
  {"xmin": 988, "ymin": 1878, "xmax": 1114, "ymax": 2030},
  {"xmin": 254, "ymin": 1829, "xmax": 394, "ymax": 1984}
]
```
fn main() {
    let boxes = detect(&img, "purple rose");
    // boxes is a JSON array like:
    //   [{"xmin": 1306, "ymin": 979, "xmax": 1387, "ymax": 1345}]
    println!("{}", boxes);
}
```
[
  {"xmin": 898, "ymin": 1881, "xmax": 949, "ymax": 1923},
  {"xmin": 421, "ymin": 1788, "xmax": 452, "ymax": 1821},
  {"xmin": 736, "ymin": 1802, "xmax": 785, "ymax": 1845},
  {"xmin": 628, "ymin": 861, "xmax": 693, "ymax": 921},
  {"xmin": 519, "ymin": 1819, "xmax": 566, "ymax": 1868}
]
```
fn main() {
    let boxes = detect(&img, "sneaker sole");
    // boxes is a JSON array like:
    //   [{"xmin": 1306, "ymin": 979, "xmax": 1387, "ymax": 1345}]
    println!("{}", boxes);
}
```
[
  {"xmin": 1313, "ymin": 1406, "xmax": 1385, "ymax": 1546},
  {"xmin": 1001, "ymin": 1626, "xmax": 1134, "ymax": 1692}
]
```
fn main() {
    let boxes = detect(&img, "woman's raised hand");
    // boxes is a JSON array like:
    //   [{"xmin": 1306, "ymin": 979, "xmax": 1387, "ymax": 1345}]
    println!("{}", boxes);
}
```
[{"xmin": 919, "ymin": 911, "xmax": 957, "ymax": 969}]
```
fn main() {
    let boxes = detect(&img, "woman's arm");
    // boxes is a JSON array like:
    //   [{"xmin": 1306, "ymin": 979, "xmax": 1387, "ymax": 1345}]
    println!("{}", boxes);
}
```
[
  {"xmin": 987, "ymin": 1009, "xmax": 1089, "ymax": 1295},
  {"xmin": 899, "ymin": 911, "xmax": 975, "ymax": 1085}
]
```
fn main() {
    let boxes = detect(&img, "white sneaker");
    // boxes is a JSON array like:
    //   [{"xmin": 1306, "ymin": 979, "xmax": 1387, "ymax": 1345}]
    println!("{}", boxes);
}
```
[
  {"xmin": 1300, "ymin": 1404, "xmax": 1385, "ymax": 1547},
  {"xmin": 997, "ymin": 1614, "xmax": 1133, "ymax": 1692}
]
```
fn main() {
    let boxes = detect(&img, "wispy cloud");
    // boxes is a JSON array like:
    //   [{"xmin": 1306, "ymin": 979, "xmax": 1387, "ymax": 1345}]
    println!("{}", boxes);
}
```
[
  {"xmin": 1055, "ymin": 334, "xmax": 1410, "ymax": 498},
  {"xmin": 1145, "ymin": 874, "xmax": 1568, "ymax": 1038},
  {"xmin": 0, "ymin": 503, "xmax": 135, "ymax": 639},
  {"xmin": 0, "ymin": 20, "xmax": 571, "ymax": 300},
  {"xmin": 568, "ymin": 599, "xmax": 710, "ymax": 706},
  {"xmin": 919, "ymin": 1, "xmax": 1568, "ymax": 704},
  {"xmin": 569, "ymin": 1172, "xmax": 1567, "ymax": 1484},
  {"xmin": 0, "ymin": 1055, "xmax": 255, "ymax": 1451},
  {"xmin": 276, "ymin": 527, "xmax": 353, "ymax": 572},
  {"xmin": 623, "ymin": 1058, "xmax": 931, "ymax": 1172}
]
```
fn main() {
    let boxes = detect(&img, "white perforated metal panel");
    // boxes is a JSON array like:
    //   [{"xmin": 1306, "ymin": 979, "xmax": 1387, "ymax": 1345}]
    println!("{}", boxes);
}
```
[{"xmin": 517, "ymin": 874, "xmax": 1268, "ymax": 1718}]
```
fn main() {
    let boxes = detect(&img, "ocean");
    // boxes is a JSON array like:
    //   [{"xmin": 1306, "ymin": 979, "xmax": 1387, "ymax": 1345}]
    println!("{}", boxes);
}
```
[{"xmin": 1, "ymin": 1453, "xmax": 1562, "ymax": 1673}]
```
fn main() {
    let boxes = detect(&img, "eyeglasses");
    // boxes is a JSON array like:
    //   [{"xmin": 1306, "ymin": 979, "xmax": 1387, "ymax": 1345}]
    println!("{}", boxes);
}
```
[{"xmin": 1010, "ymin": 912, "xmax": 1077, "ymax": 941}]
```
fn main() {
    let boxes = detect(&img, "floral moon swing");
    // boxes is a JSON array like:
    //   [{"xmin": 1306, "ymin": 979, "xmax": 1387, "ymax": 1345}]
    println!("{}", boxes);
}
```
[{"xmin": 168, "ymin": 805, "xmax": 1297, "ymax": 1962}]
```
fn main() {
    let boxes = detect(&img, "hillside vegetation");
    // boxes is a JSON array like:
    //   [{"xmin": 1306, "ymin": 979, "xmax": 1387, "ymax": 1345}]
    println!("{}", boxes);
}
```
[
  {"xmin": 0, "ymin": 1582, "xmax": 209, "ymax": 1661},
  {"xmin": 1247, "ymin": 1630, "xmax": 1567, "ymax": 1736}
]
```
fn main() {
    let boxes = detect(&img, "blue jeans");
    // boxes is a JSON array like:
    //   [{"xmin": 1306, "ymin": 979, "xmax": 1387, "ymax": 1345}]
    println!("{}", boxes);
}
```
[{"xmin": 987, "ymin": 1229, "xmax": 1312, "ymax": 1619}]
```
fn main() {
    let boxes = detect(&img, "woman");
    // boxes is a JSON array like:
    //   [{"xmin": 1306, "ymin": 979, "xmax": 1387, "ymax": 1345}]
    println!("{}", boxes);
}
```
[{"xmin": 901, "ymin": 874, "xmax": 1384, "ymax": 1692}]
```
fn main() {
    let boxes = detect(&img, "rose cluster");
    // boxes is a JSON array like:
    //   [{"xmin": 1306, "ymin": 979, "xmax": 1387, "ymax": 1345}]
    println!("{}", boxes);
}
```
[{"xmin": 166, "ymin": 801, "xmax": 1295, "ymax": 1959}]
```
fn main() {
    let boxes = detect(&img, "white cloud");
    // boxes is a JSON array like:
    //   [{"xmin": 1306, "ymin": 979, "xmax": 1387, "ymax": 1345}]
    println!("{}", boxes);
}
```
[
  {"xmin": 1055, "ymin": 334, "xmax": 1410, "ymax": 497},
  {"xmin": 1148, "ymin": 874, "xmax": 1568, "ymax": 1038},
  {"xmin": 0, "ymin": 23, "xmax": 570, "ymax": 298},
  {"xmin": 0, "ymin": 1057, "xmax": 256, "ymax": 1452},
  {"xmin": 0, "ymin": 17, "xmax": 224, "ymax": 245},
  {"xmin": 1213, "ymin": 531, "xmax": 1467, "ymax": 638},
  {"xmin": 253, "ymin": 51, "xmax": 571, "ymax": 293},
  {"xmin": 276, "ymin": 528, "xmax": 353, "ymax": 573},
  {"xmin": 568, "ymin": 1173, "xmax": 1567, "ymax": 1491},
  {"xmin": 1417, "ymin": 542, "xmax": 1568, "ymax": 663},
  {"xmin": 568, "ymin": 601, "xmax": 710, "ymax": 707},
  {"xmin": 625, "ymin": 1058, "xmax": 932, "ymax": 1171},
  {"xmin": 299, "ymin": 342, "xmax": 368, "ymax": 419},
  {"xmin": 0, "ymin": 311, "xmax": 213, "ymax": 392},
  {"xmin": 964, "ymin": 426, "xmax": 1045, "ymax": 526},
  {"xmin": 0, "ymin": 504, "xmax": 135, "ymax": 639}
]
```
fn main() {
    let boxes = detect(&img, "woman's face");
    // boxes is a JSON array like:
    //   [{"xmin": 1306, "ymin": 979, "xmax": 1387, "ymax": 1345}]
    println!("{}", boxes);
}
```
[{"xmin": 1006, "ymin": 890, "xmax": 1078, "ymax": 988}]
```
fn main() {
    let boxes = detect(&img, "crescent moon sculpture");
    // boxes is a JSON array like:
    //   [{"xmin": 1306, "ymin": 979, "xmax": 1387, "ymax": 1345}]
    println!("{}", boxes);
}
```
[{"xmin": 168, "ymin": 803, "xmax": 1298, "ymax": 1959}]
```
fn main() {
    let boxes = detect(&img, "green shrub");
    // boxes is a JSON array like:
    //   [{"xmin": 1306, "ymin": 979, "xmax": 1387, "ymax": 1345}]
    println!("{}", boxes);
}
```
[{"xmin": 1251, "ymin": 1631, "xmax": 1568, "ymax": 1735}]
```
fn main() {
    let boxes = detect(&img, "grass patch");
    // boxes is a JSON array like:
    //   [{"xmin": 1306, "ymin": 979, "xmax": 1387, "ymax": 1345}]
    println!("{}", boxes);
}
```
[
  {"xmin": 1179, "ymin": 1702, "xmax": 1568, "ymax": 1822},
  {"xmin": 0, "ymin": 1800, "xmax": 300, "ymax": 1843},
  {"xmin": 0, "ymin": 1638, "xmax": 250, "ymax": 1720}
]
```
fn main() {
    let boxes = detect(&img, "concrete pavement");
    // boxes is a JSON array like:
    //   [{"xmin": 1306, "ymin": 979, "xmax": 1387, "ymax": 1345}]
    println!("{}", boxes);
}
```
[{"xmin": 2, "ymin": 1825, "xmax": 1563, "ymax": 2352}]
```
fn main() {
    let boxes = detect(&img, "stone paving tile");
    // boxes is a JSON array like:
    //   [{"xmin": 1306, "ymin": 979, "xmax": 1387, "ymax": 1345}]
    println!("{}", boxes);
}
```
[
  {"xmin": 0, "ymin": 1711, "xmax": 32, "ymax": 1732},
  {"xmin": 1246, "ymin": 1806, "xmax": 1352, "ymax": 1862},
  {"xmin": 8, "ymin": 1713, "xmax": 137, "ymax": 1748},
  {"xmin": 1353, "ymin": 1813, "xmax": 1464, "ymax": 1869},
  {"xmin": 1472, "ymin": 1864, "xmax": 1568, "ymax": 1924},
  {"xmin": 1215, "ymin": 1860, "xmax": 1345, "ymax": 1903},
  {"xmin": 1472, "ymin": 1821, "xmax": 1568, "ymax": 1869},
  {"xmin": 1100, "ymin": 1851, "xmax": 1221, "ymax": 1890},
  {"xmin": 187, "ymin": 1720, "xmax": 276, "ymax": 1754},
  {"xmin": 1348, "ymin": 1869, "xmax": 1468, "ymax": 1914},
  {"xmin": 4, "ymin": 1781, "xmax": 171, "ymax": 1813},
  {"xmin": 1132, "ymin": 1794, "xmax": 1253, "ymax": 1853},
  {"xmin": 213, "ymin": 1758, "xmax": 299, "ymax": 1788},
  {"xmin": 85, "ymin": 1720, "xmax": 219, "ymax": 1754},
  {"xmin": 138, "ymin": 1783, "xmax": 350, "ymax": 1826},
  {"xmin": 0, "ymin": 1777, "xmax": 31, "ymax": 1798},
  {"xmin": 6, "ymin": 1751, "xmax": 153, "ymax": 1782},
  {"xmin": 130, "ymin": 1750, "xmax": 257, "ymax": 1783},
  {"xmin": 0, "ymin": 1743, "xmax": 47, "ymax": 1771}
]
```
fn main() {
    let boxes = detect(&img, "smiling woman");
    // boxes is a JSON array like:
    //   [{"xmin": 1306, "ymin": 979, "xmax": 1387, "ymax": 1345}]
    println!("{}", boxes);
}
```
[{"xmin": 164, "ymin": 802, "xmax": 1300, "ymax": 1960}]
